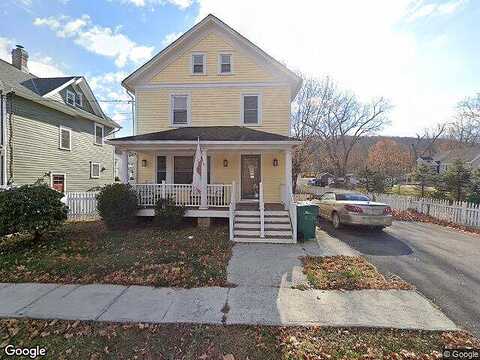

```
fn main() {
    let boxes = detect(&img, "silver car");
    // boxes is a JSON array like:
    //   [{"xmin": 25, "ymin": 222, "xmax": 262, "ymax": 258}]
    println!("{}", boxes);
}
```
[{"xmin": 315, "ymin": 192, "xmax": 393, "ymax": 230}]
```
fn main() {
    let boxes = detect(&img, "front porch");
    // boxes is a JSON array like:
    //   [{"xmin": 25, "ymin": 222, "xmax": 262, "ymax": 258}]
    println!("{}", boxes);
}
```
[{"xmin": 111, "ymin": 127, "xmax": 299, "ymax": 242}]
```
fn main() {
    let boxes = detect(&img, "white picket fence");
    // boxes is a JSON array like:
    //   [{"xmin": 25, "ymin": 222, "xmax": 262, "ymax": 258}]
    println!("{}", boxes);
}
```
[
  {"xmin": 63, "ymin": 192, "xmax": 99, "ymax": 221},
  {"xmin": 372, "ymin": 193, "xmax": 480, "ymax": 228},
  {"xmin": 301, "ymin": 186, "xmax": 480, "ymax": 228}
]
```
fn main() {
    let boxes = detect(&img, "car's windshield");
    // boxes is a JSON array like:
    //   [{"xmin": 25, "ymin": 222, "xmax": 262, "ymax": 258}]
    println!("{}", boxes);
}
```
[{"xmin": 336, "ymin": 194, "xmax": 370, "ymax": 201}]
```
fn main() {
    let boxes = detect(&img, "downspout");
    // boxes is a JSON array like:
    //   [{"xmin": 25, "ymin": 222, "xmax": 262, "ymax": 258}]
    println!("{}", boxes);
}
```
[
  {"xmin": 126, "ymin": 90, "xmax": 135, "ymax": 136},
  {"xmin": 0, "ymin": 89, "xmax": 5, "ymax": 187},
  {"xmin": 126, "ymin": 89, "xmax": 135, "ymax": 184},
  {"xmin": 7, "ymin": 92, "xmax": 14, "ymax": 185}
]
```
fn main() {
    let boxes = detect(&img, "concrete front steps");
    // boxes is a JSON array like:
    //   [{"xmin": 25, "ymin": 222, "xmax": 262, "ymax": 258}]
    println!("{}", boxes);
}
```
[{"xmin": 233, "ymin": 209, "xmax": 295, "ymax": 243}]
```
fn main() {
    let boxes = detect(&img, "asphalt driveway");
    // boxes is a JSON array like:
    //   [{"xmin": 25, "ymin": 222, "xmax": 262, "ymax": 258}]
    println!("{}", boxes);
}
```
[{"xmin": 317, "ymin": 219, "xmax": 480, "ymax": 336}]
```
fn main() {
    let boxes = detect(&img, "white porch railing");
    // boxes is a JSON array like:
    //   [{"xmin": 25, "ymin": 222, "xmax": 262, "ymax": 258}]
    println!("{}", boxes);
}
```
[
  {"xmin": 259, "ymin": 182, "xmax": 265, "ymax": 238},
  {"xmin": 134, "ymin": 183, "xmax": 232, "ymax": 208},
  {"xmin": 229, "ymin": 181, "xmax": 236, "ymax": 240},
  {"xmin": 282, "ymin": 184, "xmax": 297, "ymax": 242},
  {"xmin": 207, "ymin": 184, "xmax": 232, "ymax": 207}
]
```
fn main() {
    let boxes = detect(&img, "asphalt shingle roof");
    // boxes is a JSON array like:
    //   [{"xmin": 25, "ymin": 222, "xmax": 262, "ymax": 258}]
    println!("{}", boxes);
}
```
[
  {"xmin": 21, "ymin": 76, "xmax": 77, "ymax": 96},
  {"xmin": 434, "ymin": 146, "xmax": 480, "ymax": 163},
  {"xmin": 110, "ymin": 126, "xmax": 298, "ymax": 142}
]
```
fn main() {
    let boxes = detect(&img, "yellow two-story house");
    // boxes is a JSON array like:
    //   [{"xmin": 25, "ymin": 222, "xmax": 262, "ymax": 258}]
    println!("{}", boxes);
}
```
[{"xmin": 110, "ymin": 14, "xmax": 302, "ymax": 243}]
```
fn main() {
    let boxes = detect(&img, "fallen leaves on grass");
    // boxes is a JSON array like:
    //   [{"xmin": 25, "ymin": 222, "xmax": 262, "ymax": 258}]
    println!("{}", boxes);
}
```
[
  {"xmin": 1, "ymin": 319, "xmax": 479, "ymax": 360},
  {"xmin": 301, "ymin": 255, "xmax": 414, "ymax": 290},
  {"xmin": 393, "ymin": 209, "xmax": 480, "ymax": 236},
  {"xmin": 0, "ymin": 221, "xmax": 233, "ymax": 288}
]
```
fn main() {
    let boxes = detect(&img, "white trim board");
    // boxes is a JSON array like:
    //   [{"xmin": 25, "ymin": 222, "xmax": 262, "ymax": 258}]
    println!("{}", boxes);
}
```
[{"xmin": 135, "ymin": 81, "xmax": 289, "ymax": 90}]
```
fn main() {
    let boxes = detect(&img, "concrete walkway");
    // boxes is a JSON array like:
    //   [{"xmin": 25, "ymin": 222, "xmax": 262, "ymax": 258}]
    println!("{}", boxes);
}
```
[{"xmin": 0, "ymin": 282, "xmax": 457, "ymax": 330}]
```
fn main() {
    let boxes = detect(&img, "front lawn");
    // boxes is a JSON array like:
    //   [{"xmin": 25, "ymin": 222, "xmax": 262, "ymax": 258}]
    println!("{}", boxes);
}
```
[
  {"xmin": 1, "ymin": 319, "xmax": 478, "ymax": 359},
  {"xmin": 0, "ymin": 221, "xmax": 233, "ymax": 288},
  {"xmin": 301, "ymin": 256, "xmax": 414, "ymax": 290}
]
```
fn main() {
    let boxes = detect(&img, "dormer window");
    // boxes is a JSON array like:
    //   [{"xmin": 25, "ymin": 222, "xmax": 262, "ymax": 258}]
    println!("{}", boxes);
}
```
[
  {"xmin": 75, "ymin": 93, "xmax": 83, "ymax": 107},
  {"xmin": 192, "ymin": 53, "xmax": 205, "ymax": 75},
  {"xmin": 219, "ymin": 54, "xmax": 232, "ymax": 74},
  {"xmin": 66, "ymin": 90, "xmax": 75, "ymax": 106}
]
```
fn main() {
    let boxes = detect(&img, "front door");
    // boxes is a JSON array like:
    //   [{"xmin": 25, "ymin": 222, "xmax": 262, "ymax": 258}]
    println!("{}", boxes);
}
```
[{"xmin": 241, "ymin": 155, "xmax": 261, "ymax": 199}]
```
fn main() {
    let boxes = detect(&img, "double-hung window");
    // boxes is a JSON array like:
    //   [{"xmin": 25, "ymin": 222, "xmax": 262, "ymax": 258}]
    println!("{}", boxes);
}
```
[
  {"xmin": 59, "ymin": 126, "xmax": 72, "ymax": 150},
  {"xmin": 66, "ymin": 90, "xmax": 75, "ymax": 106},
  {"xmin": 171, "ymin": 95, "xmax": 189, "ymax": 126},
  {"xmin": 75, "ymin": 93, "xmax": 83, "ymax": 107},
  {"xmin": 242, "ymin": 94, "xmax": 260, "ymax": 125},
  {"xmin": 219, "ymin": 54, "xmax": 232, "ymax": 74},
  {"xmin": 192, "ymin": 53, "xmax": 205, "ymax": 74},
  {"xmin": 90, "ymin": 162, "xmax": 100, "ymax": 179},
  {"xmin": 94, "ymin": 123, "xmax": 104, "ymax": 145}
]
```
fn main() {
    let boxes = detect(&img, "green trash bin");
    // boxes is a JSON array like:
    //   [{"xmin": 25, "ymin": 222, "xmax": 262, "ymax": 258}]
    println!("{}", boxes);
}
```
[{"xmin": 296, "ymin": 203, "xmax": 318, "ymax": 241}]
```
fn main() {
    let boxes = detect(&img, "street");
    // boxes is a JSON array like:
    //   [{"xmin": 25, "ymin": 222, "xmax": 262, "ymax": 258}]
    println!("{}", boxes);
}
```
[{"xmin": 317, "ymin": 219, "xmax": 480, "ymax": 336}]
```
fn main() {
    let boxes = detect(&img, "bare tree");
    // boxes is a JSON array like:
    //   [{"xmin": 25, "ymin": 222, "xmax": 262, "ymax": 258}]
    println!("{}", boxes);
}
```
[
  {"xmin": 449, "ymin": 93, "xmax": 480, "ymax": 145},
  {"xmin": 291, "ymin": 74, "xmax": 391, "ymax": 189},
  {"xmin": 409, "ymin": 123, "xmax": 447, "ymax": 165},
  {"xmin": 312, "ymin": 90, "xmax": 391, "ymax": 177},
  {"xmin": 290, "ymin": 75, "xmax": 335, "ymax": 191}
]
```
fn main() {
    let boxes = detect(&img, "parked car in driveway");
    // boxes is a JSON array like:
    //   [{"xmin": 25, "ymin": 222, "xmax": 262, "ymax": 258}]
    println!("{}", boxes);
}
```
[{"xmin": 315, "ymin": 192, "xmax": 393, "ymax": 230}]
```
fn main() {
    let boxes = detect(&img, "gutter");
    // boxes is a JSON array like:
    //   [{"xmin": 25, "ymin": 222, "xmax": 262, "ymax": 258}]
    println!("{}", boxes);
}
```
[{"xmin": 106, "ymin": 140, "xmax": 301, "ymax": 146}]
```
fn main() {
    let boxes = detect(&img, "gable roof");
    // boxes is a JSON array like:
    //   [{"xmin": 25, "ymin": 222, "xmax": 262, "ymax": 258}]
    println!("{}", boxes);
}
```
[
  {"xmin": 434, "ymin": 146, "xmax": 480, "ymax": 164},
  {"xmin": 0, "ymin": 59, "xmax": 120, "ymax": 129},
  {"xmin": 109, "ymin": 126, "xmax": 299, "ymax": 143},
  {"xmin": 122, "ymin": 14, "xmax": 302, "ymax": 97}
]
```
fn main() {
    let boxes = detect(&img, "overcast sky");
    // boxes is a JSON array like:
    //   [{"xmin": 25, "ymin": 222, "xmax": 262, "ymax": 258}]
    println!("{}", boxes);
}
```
[{"xmin": 0, "ymin": 0, "xmax": 478, "ymax": 137}]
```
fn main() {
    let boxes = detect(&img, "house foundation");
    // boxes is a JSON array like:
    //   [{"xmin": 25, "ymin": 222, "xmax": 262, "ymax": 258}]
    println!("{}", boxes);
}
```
[{"xmin": 198, "ymin": 217, "xmax": 211, "ymax": 228}]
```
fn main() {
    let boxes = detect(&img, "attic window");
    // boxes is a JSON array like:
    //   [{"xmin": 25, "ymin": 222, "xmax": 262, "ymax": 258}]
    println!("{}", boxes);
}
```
[
  {"xmin": 75, "ymin": 93, "xmax": 83, "ymax": 107},
  {"xmin": 66, "ymin": 90, "xmax": 75, "ymax": 106},
  {"xmin": 192, "ymin": 54, "xmax": 205, "ymax": 74},
  {"xmin": 219, "ymin": 54, "xmax": 232, "ymax": 74}
]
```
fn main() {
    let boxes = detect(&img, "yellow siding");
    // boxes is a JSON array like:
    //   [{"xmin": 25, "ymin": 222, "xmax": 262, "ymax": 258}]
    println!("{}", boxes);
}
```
[
  {"xmin": 137, "ymin": 152, "xmax": 155, "ymax": 183},
  {"xmin": 261, "ymin": 151, "xmax": 285, "ymax": 203},
  {"xmin": 136, "ymin": 86, "xmax": 291, "ymax": 136},
  {"xmin": 135, "ymin": 150, "xmax": 285, "ymax": 203},
  {"xmin": 151, "ymin": 31, "xmax": 276, "ymax": 83}
]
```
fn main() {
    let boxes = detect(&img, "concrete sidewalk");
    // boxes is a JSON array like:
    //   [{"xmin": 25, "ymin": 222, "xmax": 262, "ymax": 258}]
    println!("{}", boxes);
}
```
[{"xmin": 0, "ymin": 283, "xmax": 457, "ymax": 331}]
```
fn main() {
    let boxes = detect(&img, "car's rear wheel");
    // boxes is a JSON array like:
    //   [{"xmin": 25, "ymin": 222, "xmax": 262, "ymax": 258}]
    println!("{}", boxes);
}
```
[{"xmin": 332, "ymin": 212, "xmax": 341, "ymax": 229}]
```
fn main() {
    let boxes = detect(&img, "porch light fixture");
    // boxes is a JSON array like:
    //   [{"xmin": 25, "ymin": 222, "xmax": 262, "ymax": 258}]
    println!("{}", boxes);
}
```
[
  {"xmin": 273, "ymin": 158, "xmax": 279, "ymax": 167},
  {"xmin": 223, "ymin": 159, "xmax": 228, "ymax": 167},
  {"xmin": 142, "ymin": 159, "xmax": 147, "ymax": 167}
]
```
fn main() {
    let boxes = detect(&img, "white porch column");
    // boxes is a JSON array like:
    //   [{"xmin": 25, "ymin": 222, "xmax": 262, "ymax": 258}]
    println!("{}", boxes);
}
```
[
  {"xmin": 199, "ymin": 149, "xmax": 208, "ymax": 209},
  {"xmin": 285, "ymin": 149, "xmax": 293, "ymax": 199},
  {"xmin": 120, "ymin": 150, "xmax": 129, "ymax": 184}
]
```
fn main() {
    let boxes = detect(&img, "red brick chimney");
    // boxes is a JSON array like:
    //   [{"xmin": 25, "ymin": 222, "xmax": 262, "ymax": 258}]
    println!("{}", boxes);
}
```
[{"xmin": 11, "ymin": 45, "xmax": 29, "ymax": 72}]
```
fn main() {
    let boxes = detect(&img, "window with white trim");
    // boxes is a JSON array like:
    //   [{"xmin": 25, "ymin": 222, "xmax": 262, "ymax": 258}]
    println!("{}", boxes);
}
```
[
  {"xmin": 66, "ymin": 90, "xmax": 75, "ymax": 106},
  {"xmin": 219, "ymin": 54, "xmax": 232, "ymax": 74},
  {"xmin": 51, "ymin": 174, "xmax": 66, "ymax": 192},
  {"xmin": 90, "ymin": 162, "xmax": 100, "ymax": 179},
  {"xmin": 59, "ymin": 126, "xmax": 71, "ymax": 150},
  {"xmin": 94, "ymin": 123, "xmax": 104, "ymax": 145},
  {"xmin": 75, "ymin": 93, "xmax": 83, "ymax": 107},
  {"xmin": 242, "ymin": 94, "xmax": 260, "ymax": 124},
  {"xmin": 192, "ymin": 54, "xmax": 205, "ymax": 74},
  {"xmin": 171, "ymin": 95, "xmax": 189, "ymax": 126}
]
